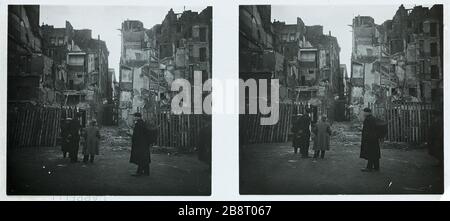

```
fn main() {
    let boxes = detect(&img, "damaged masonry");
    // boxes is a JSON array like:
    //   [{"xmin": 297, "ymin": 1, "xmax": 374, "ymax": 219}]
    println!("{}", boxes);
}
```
[
  {"xmin": 119, "ymin": 7, "xmax": 212, "ymax": 127},
  {"xmin": 349, "ymin": 4, "xmax": 443, "ymax": 118},
  {"xmin": 7, "ymin": 5, "xmax": 212, "ymax": 196},
  {"xmin": 239, "ymin": 5, "xmax": 443, "ymax": 195}
]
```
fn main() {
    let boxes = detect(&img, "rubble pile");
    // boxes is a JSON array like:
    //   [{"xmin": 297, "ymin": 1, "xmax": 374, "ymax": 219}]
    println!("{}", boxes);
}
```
[{"xmin": 100, "ymin": 126, "xmax": 131, "ymax": 151}]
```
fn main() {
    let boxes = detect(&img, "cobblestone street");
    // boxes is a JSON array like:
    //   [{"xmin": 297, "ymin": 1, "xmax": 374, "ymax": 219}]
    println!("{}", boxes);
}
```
[{"xmin": 240, "ymin": 122, "xmax": 443, "ymax": 194}]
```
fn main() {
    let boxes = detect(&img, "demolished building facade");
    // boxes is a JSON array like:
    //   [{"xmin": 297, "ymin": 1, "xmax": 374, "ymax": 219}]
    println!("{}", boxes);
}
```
[
  {"xmin": 240, "ymin": 5, "xmax": 345, "ymax": 122},
  {"xmin": 119, "ymin": 7, "xmax": 212, "ymax": 125},
  {"xmin": 41, "ymin": 21, "xmax": 111, "ymax": 124},
  {"xmin": 350, "ymin": 4, "xmax": 443, "ymax": 118},
  {"xmin": 8, "ymin": 5, "xmax": 61, "ymax": 106}
]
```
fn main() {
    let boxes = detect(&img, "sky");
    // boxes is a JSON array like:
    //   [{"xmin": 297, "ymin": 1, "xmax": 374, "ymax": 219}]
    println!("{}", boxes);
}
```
[
  {"xmin": 271, "ymin": 5, "xmax": 415, "ymax": 78},
  {"xmin": 40, "ymin": 5, "xmax": 208, "ymax": 81},
  {"xmin": 39, "ymin": 5, "xmax": 430, "ymax": 81}
]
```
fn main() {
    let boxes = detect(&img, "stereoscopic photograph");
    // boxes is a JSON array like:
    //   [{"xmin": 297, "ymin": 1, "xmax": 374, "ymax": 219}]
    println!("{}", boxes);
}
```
[
  {"xmin": 239, "ymin": 4, "xmax": 444, "ymax": 194},
  {"xmin": 7, "ymin": 5, "xmax": 212, "ymax": 195}
]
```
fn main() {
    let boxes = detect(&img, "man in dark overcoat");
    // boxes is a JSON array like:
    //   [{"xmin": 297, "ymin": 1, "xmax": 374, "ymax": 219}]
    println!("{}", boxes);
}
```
[
  {"xmin": 292, "ymin": 114, "xmax": 302, "ymax": 154},
  {"xmin": 299, "ymin": 110, "xmax": 311, "ymax": 158},
  {"xmin": 198, "ymin": 117, "xmax": 212, "ymax": 167},
  {"xmin": 130, "ymin": 112, "xmax": 154, "ymax": 176},
  {"xmin": 360, "ymin": 108, "xmax": 381, "ymax": 172},
  {"xmin": 428, "ymin": 110, "xmax": 443, "ymax": 167},
  {"xmin": 68, "ymin": 115, "xmax": 81, "ymax": 163},
  {"xmin": 60, "ymin": 118, "xmax": 71, "ymax": 158}
]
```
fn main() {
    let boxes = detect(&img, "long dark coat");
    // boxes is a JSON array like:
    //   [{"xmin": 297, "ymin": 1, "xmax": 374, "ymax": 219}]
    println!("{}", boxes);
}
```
[
  {"xmin": 428, "ymin": 115, "xmax": 443, "ymax": 162},
  {"xmin": 360, "ymin": 115, "xmax": 380, "ymax": 160},
  {"xmin": 292, "ymin": 114, "xmax": 311, "ymax": 148},
  {"xmin": 67, "ymin": 119, "xmax": 81, "ymax": 152},
  {"xmin": 82, "ymin": 126, "xmax": 100, "ymax": 155},
  {"xmin": 60, "ymin": 120, "xmax": 71, "ymax": 152},
  {"xmin": 312, "ymin": 121, "xmax": 331, "ymax": 151},
  {"xmin": 198, "ymin": 122, "xmax": 212, "ymax": 165},
  {"xmin": 130, "ymin": 119, "xmax": 152, "ymax": 165}
]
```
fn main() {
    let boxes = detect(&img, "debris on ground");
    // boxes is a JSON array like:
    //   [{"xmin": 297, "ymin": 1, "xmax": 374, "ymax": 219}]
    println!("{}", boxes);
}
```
[{"xmin": 330, "ymin": 122, "xmax": 426, "ymax": 150}]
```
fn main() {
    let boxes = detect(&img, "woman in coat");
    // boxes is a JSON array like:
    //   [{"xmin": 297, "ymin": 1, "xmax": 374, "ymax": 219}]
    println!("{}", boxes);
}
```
[
  {"xmin": 82, "ymin": 120, "xmax": 100, "ymax": 163},
  {"xmin": 312, "ymin": 115, "xmax": 331, "ymax": 159}
]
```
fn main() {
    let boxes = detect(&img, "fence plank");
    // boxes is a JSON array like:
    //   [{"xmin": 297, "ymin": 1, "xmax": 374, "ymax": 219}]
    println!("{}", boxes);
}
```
[{"xmin": 370, "ymin": 102, "xmax": 436, "ymax": 144}]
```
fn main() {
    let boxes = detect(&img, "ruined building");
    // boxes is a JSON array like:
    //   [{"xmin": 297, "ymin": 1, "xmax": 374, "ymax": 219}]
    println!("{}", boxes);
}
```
[
  {"xmin": 8, "ymin": 5, "xmax": 61, "ymax": 106},
  {"xmin": 119, "ymin": 7, "xmax": 212, "ymax": 125},
  {"xmin": 350, "ymin": 5, "xmax": 443, "ymax": 117},
  {"xmin": 41, "ymin": 21, "xmax": 111, "ymax": 123},
  {"xmin": 239, "ymin": 5, "xmax": 344, "ymax": 121}
]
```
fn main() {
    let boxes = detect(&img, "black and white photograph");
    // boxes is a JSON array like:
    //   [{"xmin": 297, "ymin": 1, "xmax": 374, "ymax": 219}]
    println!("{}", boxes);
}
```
[
  {"xmin": 7, "ymin": 5, "xmax": 212, "ymax": 195},
  {"xmin": 239, "ymin": 4, "xmax": 444, "ymax": 194}
]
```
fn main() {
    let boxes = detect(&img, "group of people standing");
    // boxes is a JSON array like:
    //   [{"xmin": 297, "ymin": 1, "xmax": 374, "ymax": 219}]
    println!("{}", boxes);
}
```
[
  {"xmin": 60, "ymin": 113, "xmax": 101, "ymax": 164},
  {"xmin": 60, "ymin": 112, "xmax": 157, "ymax": 176},
  {"xmin": 59, "ymin": 111, "xmax": 209, "ymax": 178},
  {"xmin": 291, "ymin": 107, "xmax": 384, "ymax": 171},
  {"xmin": 292, "ymin": 109, "xmax": 332, "ymax": 160}
]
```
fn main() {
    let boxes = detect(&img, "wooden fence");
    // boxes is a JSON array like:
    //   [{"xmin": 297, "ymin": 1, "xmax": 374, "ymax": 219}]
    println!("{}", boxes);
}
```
[
  {"xmin": 142, "ymin": 111, "xmax": 205, "ymax": 150},
  {"xmin": 8, "ymin": 105, "xmax": 88, "ymax": 149},
  {"xmin": 369, "ymin": 102, "xmax": 437, "ymax": 143},
  {"xmin": 240, "ymin": 102, "xmax": 319, "ymax": 144},
  {"xmin": 8, "ymin": 106, "xmax": 62, "ymax": 148}
]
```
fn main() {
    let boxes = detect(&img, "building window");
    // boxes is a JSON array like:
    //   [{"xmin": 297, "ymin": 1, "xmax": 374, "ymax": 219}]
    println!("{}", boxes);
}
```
[
  {"xmin": 58, "ymin": 37, "xmax": 64, "ymax": 46},
  {"xmin": 135, "ymin": 52, "xmax": 142, "ymax": 60},
  {"xmin": 199, "ymin": 27, "xmax": 207, "ymax": 42},
  {"xmin": 289, "ymin": 33, "xmax": 295, "ymax": 41},
  {"xmin": 188, "ymin": 45, "xmax": 194, "ymax": 59},
  {"xmin": 407, "ymin": 35, "xmax": 413, "ymax": 44},
  {"xmin": 416, "ymin": 22, "xmax": 423, "ymax": 34},
  {"xmin": 309, "ymin": 70, "xmax": 314, "ymax": 75},
  {"xmin": 185, "ymin": 27, "xmax": 192, "ymax": 38},
  {"xmin": 409, "ymin": 88, "xmax": 417, "ymax": 97},
  {"xmin": 407, "ymin": 20, "xmax": 413, "ymax": 28},
  {"xmin": 390, "ymin": 64, "xmax": 396, "ymax": 73},
  {"xmin": 420, "ymin": 60, "xmax": 425, "ymax": 74},
  {"xmin": 419, "ymin": 40, "xmax": 424, "ymax": 55},
  {"xmin": 431, "ymin": 65, "xmax": 439, "ymax": 79},
  {"xmin": 50, "ymin": 37, "xmax": 56, "ymax": 45},
  {"xmin": 391, "ymin": 88, "xmax": 397, "ymax": 95},
  {"xmin": 431, "ymin": 89, "xmax": 438, "ymax": 102},
  {"xmin": 202, "ymin": 70, "xmax": 208, "ymax": 83},
  {"xmin": 430, "ymin": 42, "xmax": 438, "ymax": 57},
  {"xmin": 430, "ymin": 23, "xmax": 437, "ymax": 37},
  {"xmin": 199, "ymin": 47, "xmax": 207, "ymax": 62}
]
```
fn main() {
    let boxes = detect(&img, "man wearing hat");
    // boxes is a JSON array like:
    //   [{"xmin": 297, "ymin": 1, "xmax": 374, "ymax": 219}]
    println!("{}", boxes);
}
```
[
  {"xmin": 82, "ymin": 119, "xmax": 100, "ymax": 163},
  {"xmin": 130, "ymin": 112, "xmax": 152, "ymax": 176},
  {"xmin": 360, "ymin": 108, "xmax": 381, "ymax": 172},
  {"xmin": 68, "ymin": 114, "xmax": 82, "ymax": 163},
  {"xmin": 60, "ymin": 117, "xmax": 72, "ymax": 158},
  {"xmin": 292, "ymin": 109, "xmax": 312, "ymax": 158}
]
